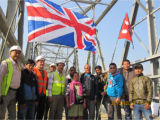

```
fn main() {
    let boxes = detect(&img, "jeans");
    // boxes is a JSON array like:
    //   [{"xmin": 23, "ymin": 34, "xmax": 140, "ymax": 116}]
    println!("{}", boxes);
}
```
[
  {"xmin": 123, "ymin": 98, "xmax": 132, "ymax": 120},
  {"xmin": 18, "ymin": 101, "xmax": 35, "ymax": 119},
  {"xmin": 83, "ymin": 99, "xmax": 96, "ymax": 120},
  {"xmin": 133, "ymin": 104, "xmax": 153, "ymax": 120}
]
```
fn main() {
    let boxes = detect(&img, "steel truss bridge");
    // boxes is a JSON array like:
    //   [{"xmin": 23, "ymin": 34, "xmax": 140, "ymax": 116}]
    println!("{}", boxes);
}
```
[{"xmin": 0, "ymin": 0, "xmax": 160, "ymax": 99}]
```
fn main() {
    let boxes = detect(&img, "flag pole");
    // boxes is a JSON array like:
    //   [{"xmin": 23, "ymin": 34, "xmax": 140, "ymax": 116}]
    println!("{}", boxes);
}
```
[{"xmin": 111, "ymin": 38, "xmax": 119, "ymax": 63}]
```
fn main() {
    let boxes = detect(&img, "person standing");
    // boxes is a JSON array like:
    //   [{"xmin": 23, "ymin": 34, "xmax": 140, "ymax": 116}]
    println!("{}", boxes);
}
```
[
  {"xmin": 80, "ymin": 64, "xmax": 98, "ymax": 120},
  {"xmin": 17, "ymin": 59, "xmax": 39, "ymax": 119},
  {"xmin": 106, "ymin": 63, "xmax": 123, "ymax": 120},
  {"xmin": 129, "ymin": 63, "xmax": 153, "ymax": 120},
  {"xmin": 65, "ymin": 66, "xmax": 76, "ymax": 120},
  {"xmin": 44, "ymin": 63, "xmax": 56, "ymax": 120},
  {"xmin": 0, "ymin": 45, "xmax": 22, "ymax": 119},
  {"xmin": 66, "ymin": 72, "xmax": 86, "ymax": 120},
  {"xmin": 34, "ymin": 56, "xmax": 48, "ymax": 119},
  {"xmin": 95, "ymin": 65, "xmax": 113, "ymax": 120},
  {"xmin": 48, "ymin": 62, "xmax": 66, "ymax": 120},
  {"xmin": 120, "ymin": 59, "xmax": 135, "ymax": 120}
]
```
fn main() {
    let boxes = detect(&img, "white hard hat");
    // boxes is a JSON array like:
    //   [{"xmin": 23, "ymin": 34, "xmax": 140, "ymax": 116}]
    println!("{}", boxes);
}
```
[
  {"xmin": 9, "ymin": 45, "xmax": 21, "ymax": 52},
  {"xmin": 35, "ymin": 55, "xmax": 45, "ymax": 62},
  {"xmin": 50, "ymin": 63, "xmax": 56, "ymax": 67},
  {"xmin": 56, "ymin": 61, "xmax": 65, "ymax": 66}
]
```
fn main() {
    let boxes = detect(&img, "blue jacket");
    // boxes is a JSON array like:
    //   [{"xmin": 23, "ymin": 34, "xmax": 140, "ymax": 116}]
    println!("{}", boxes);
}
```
[
  {"xmin": 17, "ymin": 69, "xmax": 39, "ymax": 104},
  {"xmin": 106, "ymin": 71, "xmax": 124, "ymax": 98}
]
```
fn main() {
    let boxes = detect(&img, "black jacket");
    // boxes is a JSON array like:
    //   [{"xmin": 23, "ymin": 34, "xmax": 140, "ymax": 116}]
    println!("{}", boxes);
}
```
[
  {"xmin": 80, "ymin": 73, "xmax": 98, "ymax": 100},
  {"xmin": 17, "ymin": 69, "xmax": 39, "ymax": 105},
  {"xmin": 95, "ymin": 73, "xmax": 106, "ymax": 98}
]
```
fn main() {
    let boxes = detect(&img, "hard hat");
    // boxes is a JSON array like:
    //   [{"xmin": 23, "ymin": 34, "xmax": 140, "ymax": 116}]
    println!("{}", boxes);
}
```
[
  {"xmin": 9, "ymin": 45, "xmax": 21, "ymax": 52},
  {"xmin": 35, "ymin": 55, "xmax": 45, "ymax": 62},
  {"xmin": 50, "ymin": 63, "xmax": 56, "ymax": 67},
  {"xmin": 56, "ymin": 61, "xmax": 65, "ymax": 66}
]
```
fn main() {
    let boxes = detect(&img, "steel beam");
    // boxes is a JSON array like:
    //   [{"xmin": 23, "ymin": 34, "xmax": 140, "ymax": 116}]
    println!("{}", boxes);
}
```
[
  {"xmin": 131, "ymin": 53, "xmax": 160, "ymax": 65},
  {"xmin": 18, "ymin": 0, "xmax": 24, "ymax": 48},
  {"xmin": 146, "ymin": 0, "xmax": 159, "ymax": 97},
  {"xmin": 95, "ymin": 0, "xmax": 117, "ymax": 26},
  {"xmin": 0, "ymin": 7, "xmax": 25, "ymax": 63}
]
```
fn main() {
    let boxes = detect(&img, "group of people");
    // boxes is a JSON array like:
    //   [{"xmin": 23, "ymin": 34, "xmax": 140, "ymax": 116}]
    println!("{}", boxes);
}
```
[{"xmin": 0, "ymin": 45, "xmax": 159, "ymax": 120}]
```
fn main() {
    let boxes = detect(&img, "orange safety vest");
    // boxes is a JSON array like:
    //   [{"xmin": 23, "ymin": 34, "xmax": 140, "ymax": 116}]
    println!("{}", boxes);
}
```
[{"xmin": 34, "ymin": 67, "xmax": 48, "ymax": 95}]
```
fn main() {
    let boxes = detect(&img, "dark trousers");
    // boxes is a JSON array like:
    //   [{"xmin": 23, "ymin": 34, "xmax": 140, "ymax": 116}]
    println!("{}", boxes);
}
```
[
  {"xmin": 0, "ymin": 89, "xmax": 17, "ymax": 119},
  {"xmin": 49, "ymin": 95, "xmax": 64, "ymax": 120},
  {"xmin": 35, "ymin": 95, "xmax": 46, "ymax": 120},
  {"xmin": 110, "ymin": 97, "xmax": 122, "ymax": 120},
  {"xmin": 96, "ymin": 96, "xmax": 113, "ymax": 120},
  {"xmin": 123, "ymin": 98, "xmax": 132, "ymax": 120},
  {"xmin": 83, "ymin": 99, "xmax": 96, "ymax": 120},
  {"xmin": 44, "ymin": 97, "xmax": 50, "ymax": 120},
  {"xmin": 18, "ymin": 101, "xmax": 35, "ymax": 120}
]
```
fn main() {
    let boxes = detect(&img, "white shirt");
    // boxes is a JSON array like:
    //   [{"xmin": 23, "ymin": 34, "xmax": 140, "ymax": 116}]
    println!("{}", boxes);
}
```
[{"xmin": 0, "ymin": 58, "xmax": 23, "ymax": 96}]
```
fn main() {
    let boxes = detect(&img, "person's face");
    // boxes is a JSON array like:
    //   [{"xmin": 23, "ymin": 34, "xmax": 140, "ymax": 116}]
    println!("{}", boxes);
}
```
[
  {"xmin": 95, "ymin": 68, "xmax": 101, "ymax": 75},
  {"xmin": 73, "ymin": 73, "xmax": 79, "ymax": 81},
  {"xmin": 10, "ymin": 50, "xmax": 21, "ymax": 62},
  {"xmin": 50, "ymin": 66, "xmax": 56, "ymax": 72},
  {"xmin": 25, "ymin": 63, "xmax": 35, "ymax": 72},
  {"xmin": 123, "ymin": 61, "xmax": 130, "ymax": 71},
  {"xmin": 134, "ymin": 68, "xmax": 143, "ymax": 75},
  {"xmin": 36, "ymin": 60, "xmax": 45, "ymax": 69},
  {"xmin": 109, "ymin": 65, "xmax": 117, "ymax": 74},
  {"xmin": 57, "ymin": 63, "xmax": 64, "ymax": 73},
  {"xmin": 70, "ymin": 68, "xmax": 76, "ymax": 75},
  {"xmin": 84, "ymin": 65, "xmax": 90, "ymax": 74}
]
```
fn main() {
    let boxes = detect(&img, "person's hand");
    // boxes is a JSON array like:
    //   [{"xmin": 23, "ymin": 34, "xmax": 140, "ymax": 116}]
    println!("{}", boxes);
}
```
[
  {"xmin": 67, "ymin": 103, "xmax": 70, "ymax": 108},
  {"xmin": 83, "ymin": 102, "xmax": 86, "ymax": 109},
  {"xmin": 115, "ymin": 98, "xmax": 121, "ymax": 104},
  {"xmin": 48, "ymin": 96, "xmax": 53, "ymax": 103},
  {"xmin": 20, "ymin": 104, "xmax": 26, "ymax": 109},
  {"xmin": 101, "ymin": 92, "xmax": 105, "ymax": 96},
  {"xmin": 144, "ymin": 104, "xmax": 150, "ymax": 110},
  {"xmin": 94, "ymin": 99, "xmax": 97, "ymax": 105},
  {"xmin": 130, "ymin": 103, "xmax": 134, "ymax": 110},
  {"xmin": 158, "ymin": 93, "xmax": 160, "ymax": 100},
  {"xmin": 0, "ymin": 96, "xmax": 3, "ymax": 104},
  {"xmin": 35, "ymin": 101, "xmax": 39, "ymax": 106},
  {"xmin": 104, "ymin": 85, "xmax": 107, "ymax": 90}
]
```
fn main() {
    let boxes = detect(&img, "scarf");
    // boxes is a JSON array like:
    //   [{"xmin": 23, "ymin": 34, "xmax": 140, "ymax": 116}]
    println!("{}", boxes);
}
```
[{"xmin": 69, "ymin": 80, "xmax": 83, "ymax": 106}]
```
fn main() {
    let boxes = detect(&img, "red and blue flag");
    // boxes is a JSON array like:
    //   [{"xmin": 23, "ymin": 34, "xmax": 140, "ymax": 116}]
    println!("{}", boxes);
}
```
[{"xmin": 25, "ymin": 0, "xmax": 97, "ymax": 52}]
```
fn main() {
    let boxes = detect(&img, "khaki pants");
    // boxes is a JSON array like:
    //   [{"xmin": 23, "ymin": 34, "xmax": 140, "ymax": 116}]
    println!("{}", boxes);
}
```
[
  {"xmin": 49, "ymin": 95, "xmax": 64, "ymax": 120},
  {"xmin": 0, "ymin": 89, "xmax": 17, "ymax": 119}
]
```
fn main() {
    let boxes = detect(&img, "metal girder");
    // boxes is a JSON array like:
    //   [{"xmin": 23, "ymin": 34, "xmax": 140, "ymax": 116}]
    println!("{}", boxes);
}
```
[
  {"xmin": 131, "ymin": 53, "xmax": 160, "ymax": 65},
  {"xmin": 95, "ymin": 0, "xmax": 117, "ymax": 26},
  {"xmin": 132, "ymin": 6, "xmax": 160, "ymax": 28},
  {"xmin": 72, "ymin": 0, "xmax": 109, "ymax": 6},
  {"xmin": 0, "ymin": 7, "xmax": 25, "ymax": 63},
  {"xmin": 120, "ymin": 1, "xmax": 139, "ymax": 65},
  {"xmin": 133, "ymin": 31, "xmax": 149, "ymax": 54},
  {"xmin": 80, "ymin": 0, "xmax": 101, "ymax": 15},
  {"xmin": 135, "ymin": 0, "xmax": 148, "ymax": 13},
  {"xmin": 18, "ymin": 0, "xmax": 24, "ymax": 48},
  {"xmin": 146, "ymin": 0, "xmax": 159, "ymax": 97}
]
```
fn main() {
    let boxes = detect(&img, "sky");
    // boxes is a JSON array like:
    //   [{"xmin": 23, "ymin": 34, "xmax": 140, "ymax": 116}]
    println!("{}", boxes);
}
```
[{"xmin": 0, "ymin": 0, "xmax": 160, "ymax": 74}]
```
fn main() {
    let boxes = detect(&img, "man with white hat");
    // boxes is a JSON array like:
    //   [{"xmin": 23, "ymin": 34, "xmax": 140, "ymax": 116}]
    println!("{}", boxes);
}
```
[
  {"xmin": 48, "ymin": 61, "xmax": 66, "ymax": 119},
  {"xmin": 0, "ymin": 45, "xmax": 22, "ymax": 119},
  {"xmin": 44, "ymin": 63, "xmax": 56, "ymax": 120},
  {"xmin": 34, "ymin": 55, "xmax": 48, "ymax": 119}
]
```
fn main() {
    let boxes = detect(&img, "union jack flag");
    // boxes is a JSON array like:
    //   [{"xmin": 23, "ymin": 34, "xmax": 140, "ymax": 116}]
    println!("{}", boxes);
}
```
[{"xmin": 25, "ymin": 0, "xmax": 97, "ymax": 52}]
